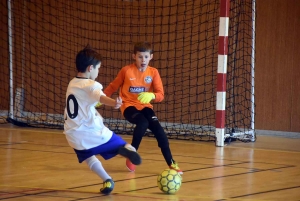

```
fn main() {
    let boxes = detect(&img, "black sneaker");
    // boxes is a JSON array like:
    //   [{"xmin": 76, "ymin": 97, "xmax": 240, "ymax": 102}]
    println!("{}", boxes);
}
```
[
  {"xmin": 118, "ymin": 146, "xmax": 142, "ymax": 165},
  {"xmin": 100, "ymin": 179, "xmax": 114, "ymax": 195}
]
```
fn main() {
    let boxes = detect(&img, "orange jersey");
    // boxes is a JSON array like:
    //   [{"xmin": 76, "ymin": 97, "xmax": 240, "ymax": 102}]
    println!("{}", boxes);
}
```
[{"xmin": 104, "ymin": 63, "xmax": 164, "ymax": 114}]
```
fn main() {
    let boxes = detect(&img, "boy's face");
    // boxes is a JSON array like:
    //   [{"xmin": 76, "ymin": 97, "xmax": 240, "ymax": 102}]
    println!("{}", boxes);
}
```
[
  {"xmin": 89, "ymin": 63, "xmax": 101, "ymax": 80},
  {"xmin": 132, "ymin": 51, "xmax": 153, "ymax": 72}
]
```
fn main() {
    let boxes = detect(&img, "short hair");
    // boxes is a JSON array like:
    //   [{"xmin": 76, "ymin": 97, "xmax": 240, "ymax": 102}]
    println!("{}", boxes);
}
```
[
  {"xmin": 133, "ymin": 41, "xmax": 153, "ymax": 54},
  {"xmin": 75, "ymin": 44, "xmax": 102, "ymax": 72}
]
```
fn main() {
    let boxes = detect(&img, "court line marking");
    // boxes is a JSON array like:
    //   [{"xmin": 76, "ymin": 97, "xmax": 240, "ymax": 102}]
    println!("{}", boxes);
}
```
[
  {"xmin": 230, "ymin": 185, "xmax": 300, "ymax": 199},
  {"xmin": 0, "ymin": 184, "xmax": 274, "ymax": 201},
  {"xmin": 57, "ymin": 162, "xmax": 295, "ymax": 191},
  {"xmin": 1, "ymin": 127, "xmax": 300, "ymax": 154},
  {"xmin": 1, "ymin": 127, "xmax": 299, "ymax": 200},
  {"xmin": 1, "ymin": 145, "xmax": 297, "ymax": 168},
  {"xmin": 1, "ymin": 140, "xmax": 297, "ymax": 199},
  {"xmin": 1, "ymin": 139, "xmax": 299, "ymax": 167}
]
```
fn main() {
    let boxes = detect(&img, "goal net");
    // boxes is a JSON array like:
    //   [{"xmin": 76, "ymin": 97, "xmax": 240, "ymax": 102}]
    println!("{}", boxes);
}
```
[{"xmin": 0, "ymin": 0, "xmax": 255, "ymax": 143}]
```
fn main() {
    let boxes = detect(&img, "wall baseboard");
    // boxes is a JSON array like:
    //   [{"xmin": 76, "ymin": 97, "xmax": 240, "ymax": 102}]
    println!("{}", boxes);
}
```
[{"xmin": 256, "ymin": 130, "xmax": 300, "ymax": 139}]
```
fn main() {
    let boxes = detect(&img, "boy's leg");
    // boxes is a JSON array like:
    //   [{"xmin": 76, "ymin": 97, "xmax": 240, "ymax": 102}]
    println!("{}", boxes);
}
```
[
  {"xmin": 85, "ymin": 156, "xmax": 114, "ymax": 194},
  {"xmin": 85, "ymin": 156, "xmax": 111, "ymax": 180},
  {"xmin": 96, "ymin": 133, "xmax": 141, "ymax": 165},
  {"xmin": 118, "ymin": 145, "xmax": 141, "ymax": 165},
  {"xmin": 142, "ymin": 108, "xmax": 183, "ymax": 174},
  {"xmin": 123, "ymin": 106, "xmax": 148, "ymax": 171},
  {"xmin": 118, "ymin": 144, "xmax": 140, "ymax": 172},
  {"xmin": 123, "ymin": 106, "xmax": 149, "ymax": 150}
]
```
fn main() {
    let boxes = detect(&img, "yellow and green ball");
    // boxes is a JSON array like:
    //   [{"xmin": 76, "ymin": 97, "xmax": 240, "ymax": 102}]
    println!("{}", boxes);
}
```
[{"xmin": 157, "ymin": 169, "xmax": 182, "ymax": 194}]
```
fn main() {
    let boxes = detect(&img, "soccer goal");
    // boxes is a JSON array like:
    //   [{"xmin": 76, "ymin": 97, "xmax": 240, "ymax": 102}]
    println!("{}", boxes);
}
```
[{"xmin": 0, "ymin": 0, "xmax": 256, "ymax": 146}]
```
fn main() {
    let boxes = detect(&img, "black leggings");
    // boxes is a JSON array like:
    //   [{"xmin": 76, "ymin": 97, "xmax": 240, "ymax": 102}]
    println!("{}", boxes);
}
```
[{"xmin": 123, "ymin": 106, "xmax": 173, "ymax": 165}]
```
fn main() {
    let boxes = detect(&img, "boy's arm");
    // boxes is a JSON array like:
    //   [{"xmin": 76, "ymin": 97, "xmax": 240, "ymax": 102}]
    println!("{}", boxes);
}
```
[
  {"xmin": 152, "ymin": 69, "xmax": 164, "ymax": 102},
  {"xmin": 100, "ymin": 95, "xmax": 122, "ymax": 109},
  {"xmin": 104, "ymin": 67, "xmax": 126, "ymax": 97}
]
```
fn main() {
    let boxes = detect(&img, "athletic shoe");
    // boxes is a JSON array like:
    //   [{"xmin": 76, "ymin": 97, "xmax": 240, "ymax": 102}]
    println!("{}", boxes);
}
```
[
  {"xmin": 169, "ymin": 160, "xmax": 183, "ymax": 174},
  {"xmin": 126, "ymin": 158, "xmax": 136, "ymax": 172},
  {"xmin": 100, "ymin": 179, "xmax": 114, "ymax": 195},
  {"xmin": 118, "ymin": 146, "xmax": 142, "ymax": 165}
]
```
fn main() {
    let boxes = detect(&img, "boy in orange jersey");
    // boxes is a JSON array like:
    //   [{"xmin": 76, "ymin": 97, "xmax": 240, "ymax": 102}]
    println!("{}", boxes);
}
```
[{"xmin": 104, "ymin": 42, "xmax": 182, "ymax": 174}]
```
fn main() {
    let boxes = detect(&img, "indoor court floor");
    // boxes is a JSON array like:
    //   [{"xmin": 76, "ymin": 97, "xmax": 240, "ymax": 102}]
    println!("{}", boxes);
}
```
[{"xmin": 0, "ymin": 124, "xmax": 300, "ymax": 201}]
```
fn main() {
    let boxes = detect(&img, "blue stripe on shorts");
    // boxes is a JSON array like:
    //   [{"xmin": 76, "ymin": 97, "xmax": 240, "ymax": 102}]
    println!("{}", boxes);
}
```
[{"xmin": 74, "ymin": 132, "xmax": 127, "ymax": 163}]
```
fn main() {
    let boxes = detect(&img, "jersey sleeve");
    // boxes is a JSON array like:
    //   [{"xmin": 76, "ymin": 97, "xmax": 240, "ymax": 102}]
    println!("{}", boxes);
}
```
[
  {"xmin": 103, "ymin": 67, "xmax": 127, "ymax": 97},
  {"xmin": 152, "ymin": 69, "xmax": 164, "ymax": 102},
  {"xmin": 91, "ymin": 82, "xmax": 106, "ymax": 103}
]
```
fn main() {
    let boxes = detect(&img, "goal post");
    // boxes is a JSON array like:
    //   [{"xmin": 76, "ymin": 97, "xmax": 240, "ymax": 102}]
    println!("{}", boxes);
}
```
[
  {"xmin": 215, "ymin": 0, "xmax": 230, "ymax": 147},
  {"xmin": 1, "ymin": 0, "xmax": 256, "ymax": 146},
  {"xmin": 215, "ymin": 0, "xmax": 256, "ymax": 146}
]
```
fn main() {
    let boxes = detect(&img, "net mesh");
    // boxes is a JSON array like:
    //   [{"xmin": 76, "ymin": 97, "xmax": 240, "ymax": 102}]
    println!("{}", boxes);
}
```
[{"xmin": 0, "ymin": 0, "xmax": 255, "ymax": 141}]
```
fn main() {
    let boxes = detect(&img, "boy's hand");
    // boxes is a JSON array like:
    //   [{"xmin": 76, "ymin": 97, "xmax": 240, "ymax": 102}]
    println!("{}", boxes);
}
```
[
  {"xmin": 114, "ymin": 96, "xmax": 123, "ymax": 109},
  {"xmin": 138, "ymin": 92, "xmax": 155, "ymax": 104}
]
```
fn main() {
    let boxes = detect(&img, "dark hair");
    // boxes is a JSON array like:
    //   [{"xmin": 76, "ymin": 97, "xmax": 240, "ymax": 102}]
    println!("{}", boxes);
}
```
[
  {"xmin": 75, "ymin": 44, "xmax": 102, "ymax": 72},
  {"xmin": 133, "ymin": 41, "xmax": 153, "ymax": 54}
]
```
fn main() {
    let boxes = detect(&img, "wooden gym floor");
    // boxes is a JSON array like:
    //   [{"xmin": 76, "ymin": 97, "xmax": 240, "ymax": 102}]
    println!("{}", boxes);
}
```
[{"xmin": 0, "ymin": 124, "xmax": 300, "ymax": 201}]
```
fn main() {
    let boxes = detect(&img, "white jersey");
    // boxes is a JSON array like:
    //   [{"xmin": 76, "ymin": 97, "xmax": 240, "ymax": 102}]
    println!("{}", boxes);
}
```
[{"xmin": 63, "ymin": 77, "xmax": 112, "ymax": 150}]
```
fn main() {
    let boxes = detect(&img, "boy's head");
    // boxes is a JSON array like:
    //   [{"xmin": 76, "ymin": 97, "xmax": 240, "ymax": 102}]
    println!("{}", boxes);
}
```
[
  {"xmin": 76, "ymin": 45, "xmax": 102, "ymax": 73},
  {"xmin": 133, "ymin": 41, "xmax": 153, "ymax": 54},
  {"xmin": 132, "ymin": 41, "xmax": 153, "ymax": 72}
]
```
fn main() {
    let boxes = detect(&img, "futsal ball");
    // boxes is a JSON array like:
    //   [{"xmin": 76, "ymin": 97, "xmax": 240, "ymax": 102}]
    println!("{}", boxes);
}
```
[{"xmin": 157, "ymin": 169, "xmax": 182, "ymax": 194}]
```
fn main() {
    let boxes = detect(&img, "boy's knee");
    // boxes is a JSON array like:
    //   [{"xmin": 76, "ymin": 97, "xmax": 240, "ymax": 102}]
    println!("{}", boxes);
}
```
[
  {"xmin": 150, "ymin": 115, "xmax": 159, "ymax": 122},
  {"xmin": 134, "ymin": 114, "xmax": 149, "ymax": 128}
]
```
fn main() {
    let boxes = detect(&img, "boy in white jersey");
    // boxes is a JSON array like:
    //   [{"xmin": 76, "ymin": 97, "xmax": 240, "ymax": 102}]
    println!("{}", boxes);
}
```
[{"xmin": 64, "ymin": 45, "xmax": 141, "ymax": 195}]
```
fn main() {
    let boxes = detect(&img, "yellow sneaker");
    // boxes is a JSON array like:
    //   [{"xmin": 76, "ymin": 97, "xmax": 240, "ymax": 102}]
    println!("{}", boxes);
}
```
[
  {"xmin": 169, "ymin": 160, "xmax": 183, "ymax": 174},
  {"xmin": 100, "ymin": 179, "xmax": 114, "ymax": 195}
]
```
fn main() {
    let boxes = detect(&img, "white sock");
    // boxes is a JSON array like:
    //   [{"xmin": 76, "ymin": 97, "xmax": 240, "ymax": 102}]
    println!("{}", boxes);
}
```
[{"xmin": 85, "ymin": 156, "xmax": 111, "ymax": 181}]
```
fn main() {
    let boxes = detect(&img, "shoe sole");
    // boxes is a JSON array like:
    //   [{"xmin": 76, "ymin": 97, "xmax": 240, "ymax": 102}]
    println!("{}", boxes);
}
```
[
  {"xmin": 118, "ymin": 147, "xmax": 142, "ymax": 165},
  {"xmin": 171, "ymin": 170, "xmax": 183, "ymax": 175},
  {"xmin": 100, "ymin": 179, "xmax": 114, "ymax": 195},
  {"xmin": 126, "ymin": 167, "xmax": 135, "ymax": 172},
  {"xmin": 100, "ymin": 187, "xmax": 114, "ymax": 195},
  {"xmin": 169, "ymin": 167, "xmax": 183, "ymax": 175}
]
